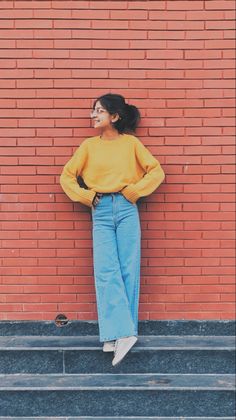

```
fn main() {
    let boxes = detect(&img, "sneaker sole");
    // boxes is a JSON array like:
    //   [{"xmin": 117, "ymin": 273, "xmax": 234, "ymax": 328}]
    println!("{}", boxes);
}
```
[
  {"xmin": 103, "ymin": 341, "xmax": 116, "ymax": 352},
  {"xmin": 103, "ymin": 348, "xmax": 115, "ymax": 352}
]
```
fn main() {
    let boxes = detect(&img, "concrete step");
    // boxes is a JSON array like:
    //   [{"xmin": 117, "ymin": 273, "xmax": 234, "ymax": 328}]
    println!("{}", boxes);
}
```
[
  {"xmin": 0, "ymin": 335, "xmax": 235, "ymax": 374},
  {"xmin": 0, "ymin": 320, "xmax": 235, "ymax": 336},
  {"xmin": 0, "ymin": 417, "xmax": 235, "ymax": 420},
  {"xmin": 1, "ymin": 335, "xmax": 235, "ymax": 349},
  {"xmin": 0, "ymin": 373, "xmax": 235, "ymax": 417}
]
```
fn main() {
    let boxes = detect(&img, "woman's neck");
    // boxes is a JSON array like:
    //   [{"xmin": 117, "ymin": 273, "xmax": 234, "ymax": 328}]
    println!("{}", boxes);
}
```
[{"xmin": 100, "ymin": 127, "xmax": 120, "ymax": 141}]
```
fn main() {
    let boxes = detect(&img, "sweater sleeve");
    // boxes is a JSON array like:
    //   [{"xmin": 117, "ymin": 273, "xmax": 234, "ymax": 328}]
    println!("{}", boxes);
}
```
[
  {"xmin": 59, "ymin": 141, "xmax": 96, "ymax": 208},
  {"xmin": 121, "ymin": 139, "xmax": 165, "ymax": 204}
]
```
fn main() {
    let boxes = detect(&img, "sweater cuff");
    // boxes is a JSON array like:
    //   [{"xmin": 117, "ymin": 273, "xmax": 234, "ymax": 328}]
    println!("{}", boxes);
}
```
[
  {"xmin": 121, "ymin": 185, "xmax": 140, "ymax": 204},
  {"xmin": 79, "ymin": 189, "xmax": 97, "ymax": 208}
]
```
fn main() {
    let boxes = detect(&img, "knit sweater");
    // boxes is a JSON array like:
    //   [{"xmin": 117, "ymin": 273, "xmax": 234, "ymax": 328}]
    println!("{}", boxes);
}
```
[{"xmin": 59, "ymin": 133, "xmax": 165, "ymax": 208}]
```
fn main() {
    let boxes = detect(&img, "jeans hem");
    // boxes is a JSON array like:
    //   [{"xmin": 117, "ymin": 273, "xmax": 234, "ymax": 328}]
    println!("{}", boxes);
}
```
[{"xmin": 100, "ymin": 332, "xmax": 138, "ymax": 342}]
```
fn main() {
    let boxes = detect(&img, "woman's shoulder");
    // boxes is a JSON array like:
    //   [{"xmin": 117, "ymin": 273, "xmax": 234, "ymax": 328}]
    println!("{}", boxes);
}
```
[
  {"xmin": 78, "ymin": 134, "xmax": 142, "ymax": 147},
  {"xmin": 123, "ymin": 133, "xmax": 141, "ymax": 143},
  {"xmin": 82, "ymin": 135, "xmax": 99, "ymax": 144},
  {"xmin": 76, "ymin": 136, "xmax": 99, "ymax": 149},
  {"xmin": 124, "ymin": 133, "xmax": 144, "ymax": 147}
]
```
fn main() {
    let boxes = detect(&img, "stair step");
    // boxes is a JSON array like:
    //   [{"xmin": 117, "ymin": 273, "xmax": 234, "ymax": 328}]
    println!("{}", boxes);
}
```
[
  {"xmin": 1, "ymin": 323, "xmax": 235, "ymax": 418},
  {"xmin": 1, "ymin": 335, "xmax": 235, "ymax": 374},
  {"xmin": 1, "ymin": 373, "xmax": 234, "ymax": 390},
  {"xmin": 0, "ymin": 418, "xmax": 235, "ymax": 420},
  {"xmin": 0, "ymin": 373, "xmax": 235, "ymax": 417},
  {"xmin": 0, "ymin": 417, "xmax": 235, "ymax": 420},
  {"xmin": 1, "ymin": 320, "xmax": 235, "ymax": 336},
  {"xmin": 1, "ymin": 335, "xmax": 235, "ymax": 349}
]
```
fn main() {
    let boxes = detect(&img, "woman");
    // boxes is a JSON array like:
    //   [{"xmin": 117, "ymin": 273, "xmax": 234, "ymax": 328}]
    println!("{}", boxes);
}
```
[{"xmin": 60, "ymin": 93, "xmax": 165, "ymax": 366}]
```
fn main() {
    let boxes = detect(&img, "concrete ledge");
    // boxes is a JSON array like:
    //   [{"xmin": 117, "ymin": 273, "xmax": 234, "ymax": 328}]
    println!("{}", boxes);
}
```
[
  {"xmin": 0, "ymin": 320, "xmax": 235, "ymax": 336},
  {"xmin": 0, "ymin": 335, "xmax": 235, "ymax": 350},
  {"xmin": 1, "ymin": 373, "xmax": 235, "ymax": 391},
  {"xmin": 0, "ymin": 417, "xmax": 235, "ymax": 420}
]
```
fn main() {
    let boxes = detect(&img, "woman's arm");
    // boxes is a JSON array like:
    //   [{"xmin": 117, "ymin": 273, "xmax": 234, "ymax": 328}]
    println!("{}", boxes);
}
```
[
  {"xmin": 121, "ymin": 139, "xmax": 165, "ymax": 204},
  {"xmin": 60, "ymin": 142, "xmax": 96, "ymax": 208}
]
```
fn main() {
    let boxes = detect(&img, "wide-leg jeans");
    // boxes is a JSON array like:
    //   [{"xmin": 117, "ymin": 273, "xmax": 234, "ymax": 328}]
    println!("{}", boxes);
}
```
[{"xmin": 91, "ymin": 192, "xmax": 141, "ymax": 343}]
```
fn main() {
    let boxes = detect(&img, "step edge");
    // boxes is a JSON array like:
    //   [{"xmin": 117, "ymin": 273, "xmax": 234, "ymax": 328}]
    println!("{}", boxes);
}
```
[
  {"xmin": 0, "ymin": 418, "xmax": 235, "ymax": 420},
  {"xmin": 1, "ymin": 373, "xmax": 235, "ymax": 377},
  {"xmin": 1, "ymin": 335, "xmax": 235, "ymax": 351},
  {"xmin": 0, "ymin": 386, "xmax": 235, "ymax": 391},
  {"xmin": 1, "ymin": 373, "xmax": 235, "ymax": 391},
  {"xmin": 1, "ymin": 335, "xmax": 234, "ymax": 338},
  {"xmin": 1, "ymin": 346, "xmax": 235, "ymax": 350}
]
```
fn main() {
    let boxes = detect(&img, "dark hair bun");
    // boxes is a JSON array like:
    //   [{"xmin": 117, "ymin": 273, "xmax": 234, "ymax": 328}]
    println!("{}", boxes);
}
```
[{"xmin": 124, "ymin": 103, "xmax": 140, "ymax": 132}]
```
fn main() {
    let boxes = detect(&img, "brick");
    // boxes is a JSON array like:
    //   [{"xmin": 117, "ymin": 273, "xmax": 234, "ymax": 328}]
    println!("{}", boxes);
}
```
[
  {"xmin": 166, "ymin": 80, "xmax": 202, "ymax": 89},
  {"xmin": 203, "ymin": 249, "xmax": 235, "ymax": 258},
  {"xmin": 166, "ymin": 118, "xmax": 202, "ymax": 127},
  {"xmin": 142, "ymin": 1, "xmax": 166, "ymax": 10},
  {"xmin": 15, "ymin": 1, "xmax": 51, "ymax": 8},
  {"xmin": 23, "ymin": 304, "xmax": 58, "ymax": 312},
  {"xmin": 223, "ymin": 50, "xmax": 236, "ymax": 59},
  {"xmin": 0, "ymin": 304, "xmax": 23, "ymax": 311},
  {"xmin": 205, "ymin": 98, "xmax": 235, "ymax": 108},
  {"xmin": 203, "ymin": 118, "xmax": 235, "ymax": 127},
  {"xmin": 133, "ymin": 21, "xmax": 167, "ymax": 31},
  {"xmin": 167, "ymin": 40, "xmax": 204, "ymax": 49},
  {"xmin": 6, "ymin": 294, "xmax": 40, "ymax": 303},
  {"xmin": 186, "ymin": 10, "xmax": 225, "ymax": 20},
  {"xmin": 205, "ymin": 1, "xmax": 235, "ymax": 10},
  {"xmin": 186, "ymin": 50, "xmax": 222, "ymax": 60},
  {"xmin": 205, "ymin": 39, "xmax": 235, "ymax": 49},
  {"xmin": 149, "ymin": 30, "xmax": 185, "ymax": 40},
  {"xmin": 188, "ymin": 30, "xmax": 225, "ymax": 40},
  {"xmin": 207, "ymin": 21, "xmax": 235, "ymax": 30},
  {"xmin": 0, "ymin": 1, "xmax": 14, "ymax": 8},
  {"xmin": 147, "ymin": 50, "xmax": 183, "ymax": 59},
  {"xmin": 111, "ymin": 10, "xmax": 147, "ymax": 19},
  {"xmin": 203, "ymin": 136, "xmax": 235, "ymax": 146},
  {"xmin": 204, "ymin": 80, "xmax": 235, "ymax": 89},
  {"xmin": 220, "ymin": 10, "xmax": 235, "ymax": 19},
  {"xmin": 167, "ymin": 1, "xmax": 203, "ymax": 10},
  {"xmin": 52, "ymin": 1, "xmax": 89, "ymax": 8},
  {"xmin": 149, "ymin": 11, "xmax": 185, "ymax": 20}
]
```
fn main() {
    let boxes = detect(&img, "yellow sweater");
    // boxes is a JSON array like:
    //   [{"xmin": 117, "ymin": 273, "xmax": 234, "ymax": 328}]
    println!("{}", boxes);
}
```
[{"xmin": 60, "ymin": 133, "xmax": 165, "ymax": 208}]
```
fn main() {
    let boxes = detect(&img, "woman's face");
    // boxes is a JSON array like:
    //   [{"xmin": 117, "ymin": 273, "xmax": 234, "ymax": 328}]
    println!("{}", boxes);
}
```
[{"xmin": 90, "ymin": 100, "xmax": 119, "ymax": 130}]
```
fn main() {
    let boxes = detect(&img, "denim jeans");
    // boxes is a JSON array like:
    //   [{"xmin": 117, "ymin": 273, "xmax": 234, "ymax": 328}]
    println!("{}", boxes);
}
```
[{"xmin": 91, "ymin": 192, "xmax": 141, "ymax": 343}]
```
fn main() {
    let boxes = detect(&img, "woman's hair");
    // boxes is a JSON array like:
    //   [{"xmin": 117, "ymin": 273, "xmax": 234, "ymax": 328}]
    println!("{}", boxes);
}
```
[{"xmin": 92, "ymin": 93, "xmax": 140, "ymax": 134}]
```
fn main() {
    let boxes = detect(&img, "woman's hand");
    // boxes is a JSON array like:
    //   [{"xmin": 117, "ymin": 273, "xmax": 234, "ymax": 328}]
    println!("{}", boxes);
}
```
[{"xmin": 92, "ymin": 192, "xmax": 103, "ymax": 209}]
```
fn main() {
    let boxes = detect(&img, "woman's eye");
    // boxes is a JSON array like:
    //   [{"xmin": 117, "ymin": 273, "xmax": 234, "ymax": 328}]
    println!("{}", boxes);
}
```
[{"xmin": 91, "ymin": 108, "xmax": 106, "ymax": 115}]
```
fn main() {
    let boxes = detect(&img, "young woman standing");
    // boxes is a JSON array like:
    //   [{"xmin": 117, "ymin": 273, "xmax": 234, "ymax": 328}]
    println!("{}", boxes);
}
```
[{"xmin": 60, "ymin": 93, "xmax": 165, "ymax": 366}]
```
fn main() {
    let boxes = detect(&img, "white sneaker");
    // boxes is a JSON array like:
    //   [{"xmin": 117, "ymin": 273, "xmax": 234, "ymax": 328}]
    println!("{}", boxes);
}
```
[
  {"xmin": 112, "ymin": 335, "xmax": 138, "ymax": 366},
  {"xmin": 103, "ymin": 340, "xmax": 116, "ymax": 352}
]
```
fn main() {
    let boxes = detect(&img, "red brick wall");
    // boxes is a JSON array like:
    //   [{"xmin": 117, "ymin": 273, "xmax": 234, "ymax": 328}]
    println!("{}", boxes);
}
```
[{"xmin": 0, "ymin": 1, "xmax": 235, "ymax": 321}]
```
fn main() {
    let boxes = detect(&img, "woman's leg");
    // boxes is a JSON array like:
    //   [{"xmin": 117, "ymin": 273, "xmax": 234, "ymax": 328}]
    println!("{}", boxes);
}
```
[
  {"xmin": 92, "ymin": 193, "xmax": 137, "ymax": 342},
  {"xmin": 116, "ymin": 194, "xmax": 141, "ymax": 335}
]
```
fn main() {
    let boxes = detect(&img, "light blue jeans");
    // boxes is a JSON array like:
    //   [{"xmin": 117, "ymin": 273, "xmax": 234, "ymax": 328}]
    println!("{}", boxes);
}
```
[{"xmin": 91, "ymin": 192, "xmax": 141, "ymax": 343}]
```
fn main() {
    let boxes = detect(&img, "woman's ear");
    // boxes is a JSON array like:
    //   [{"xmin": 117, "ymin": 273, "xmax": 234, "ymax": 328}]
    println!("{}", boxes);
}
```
[{"xmin": 111, "ymin": 113, "xmax": 120, "ymax": 123}]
